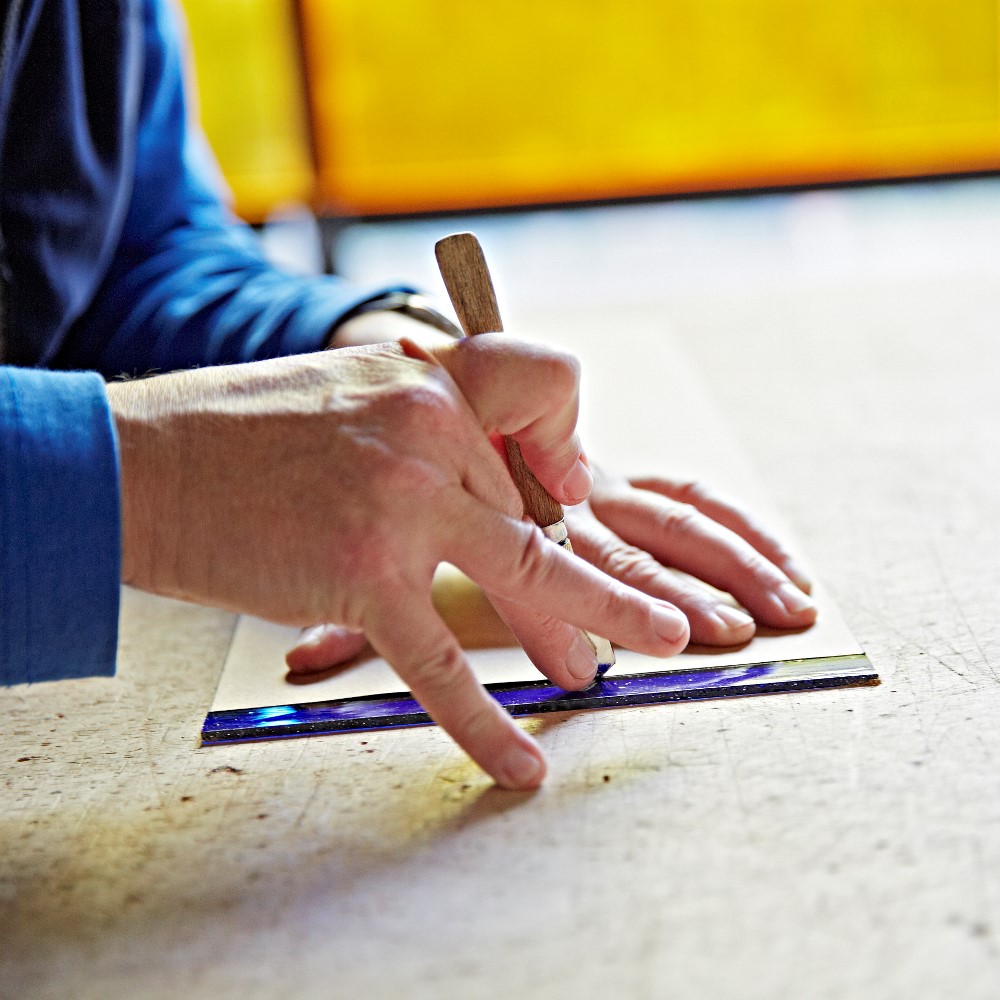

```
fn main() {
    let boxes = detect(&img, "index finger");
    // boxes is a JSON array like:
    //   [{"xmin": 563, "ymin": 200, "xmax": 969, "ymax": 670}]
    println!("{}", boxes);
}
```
[
  {"xmin": 442, "ymin": 494, "xmax": 690, "ymax": 657},
  {"xmin": 364, "ymin": 590, "xmax": 546, "ymax": 790}
]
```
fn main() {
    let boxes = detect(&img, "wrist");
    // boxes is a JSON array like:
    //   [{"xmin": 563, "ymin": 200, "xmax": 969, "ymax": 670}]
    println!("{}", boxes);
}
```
[
  {"xmin": 106, "ymin": 377, "xmax": 183, "ymax": 595},
  {"xmin": 329, "ymin": 292, "xmax": 462, "ymax": 349}
]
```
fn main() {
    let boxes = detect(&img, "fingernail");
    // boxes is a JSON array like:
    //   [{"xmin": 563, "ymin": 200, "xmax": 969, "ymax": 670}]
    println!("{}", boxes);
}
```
[
  {"xmin": 566, "ymin": 630, "xmax": 599, "ymax": 682},
  {"xmin": 499, "ymin": 744, "xmax": 545, "ymax": 789},
  {"xmin": 299, "ymin": 625, "xmax": 326, "ymax": 647},
  {"xmin": 650, "ymin": 603, "xmax": 689, "ymax": 644},
  {"xmin": 777, "ymin": 581, "xmax": 815, "ymax": 615},
  {"xmin": 561, "ymin": 457, "xmax": 594, "ymax": 503},
  {"xmin": 715, "ymin": 605, "xmax": 754, "ymax": 630}
]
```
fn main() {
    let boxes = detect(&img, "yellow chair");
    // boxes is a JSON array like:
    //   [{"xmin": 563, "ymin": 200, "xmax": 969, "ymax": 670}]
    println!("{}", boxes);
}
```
[
  {"xmin": 299, "ymin": 0, "xmax": 1000, "ymax": 215},
  {"xmin": 179, "ymin": 0, "xmax": 314, "ymax": 223}
]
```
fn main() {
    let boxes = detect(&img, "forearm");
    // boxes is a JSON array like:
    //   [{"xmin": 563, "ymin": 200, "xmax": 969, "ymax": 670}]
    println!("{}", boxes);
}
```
[
  {"xmin": 59, "ymin": 224, "xmax": 410, "ymax": 377},
  {"xmin": 49, "ymin": 0, "xmax": 407, "ymax": 378}
]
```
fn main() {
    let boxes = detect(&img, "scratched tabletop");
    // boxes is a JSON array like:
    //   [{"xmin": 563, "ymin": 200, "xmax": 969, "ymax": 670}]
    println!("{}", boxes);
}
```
[{"xmin": 4, "ymin": 179, "xmax": 999, "ymax": 999}]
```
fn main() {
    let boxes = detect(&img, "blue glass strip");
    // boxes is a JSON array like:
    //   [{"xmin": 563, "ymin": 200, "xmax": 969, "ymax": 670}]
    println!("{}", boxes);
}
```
[{"xmin": 201, "ymin": 653, "xmax": 877, "ymax": 745}]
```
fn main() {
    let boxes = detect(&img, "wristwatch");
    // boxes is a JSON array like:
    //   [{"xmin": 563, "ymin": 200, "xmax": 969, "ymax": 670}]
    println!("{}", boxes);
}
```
[{"xmin": 336, "ymin": 291, "xmax": 463, "ymax": 339}]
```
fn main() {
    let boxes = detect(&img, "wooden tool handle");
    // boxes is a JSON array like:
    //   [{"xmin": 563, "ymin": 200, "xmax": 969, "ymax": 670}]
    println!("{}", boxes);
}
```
[{"xmin": 435, "ymin": 232, "xmax": 565, "ymax": 528}]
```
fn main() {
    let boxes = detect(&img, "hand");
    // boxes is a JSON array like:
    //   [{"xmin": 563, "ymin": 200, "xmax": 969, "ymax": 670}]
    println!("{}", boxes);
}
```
[
  {"xmin": 290, "ymin": 466, "xmax": 816, "ymax": 704},
  {"xmin": 567, "ymin": 469, "xmax": 816, "ymax": 639},
  {"xmin": 107, "ymin": 338, "xmax": 688, "ymax": 790},
  {"xmin": 465, "ymin": 467, "xmax": 815, "ymax": 676}
]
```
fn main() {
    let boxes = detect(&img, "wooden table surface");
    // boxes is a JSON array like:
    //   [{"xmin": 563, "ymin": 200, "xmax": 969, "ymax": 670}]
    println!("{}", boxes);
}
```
[{"xmin": 4, "ymin": 181, "xmax": 1000, "ymax": 999}]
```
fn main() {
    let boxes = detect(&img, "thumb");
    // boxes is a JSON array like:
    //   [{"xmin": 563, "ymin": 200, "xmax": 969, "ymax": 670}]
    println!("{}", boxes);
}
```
[{"xmin": 408, "ymin": 335, "xmax": 592, "ymax": 505}]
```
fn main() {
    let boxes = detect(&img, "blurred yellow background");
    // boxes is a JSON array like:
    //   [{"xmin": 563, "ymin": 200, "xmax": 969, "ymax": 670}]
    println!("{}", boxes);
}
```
[
  {"xmin": 180, "ymin": 0, "xmax": 314, "ymax": 222},
  {"xmin": 180, "ymin": 0, "xmax": 1000, "ymax": 222}
]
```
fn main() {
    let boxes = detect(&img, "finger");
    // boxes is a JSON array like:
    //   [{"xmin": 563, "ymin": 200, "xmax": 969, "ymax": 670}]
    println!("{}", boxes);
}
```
[
  {"xmin": 565, "ymin": 508, "xmax": 756, "ymax": 647},
  {"xmin": 390, "ymin": 338, "xmax": 525, "ymax": 519},
  {"xmin": 630, "ymin": 476, "xmax": 813, "ymax": 593},
  {"xmin": 365, "ymin": 590, "xmax": 546, "ymax": 790},
  {"xmin": 589, "ymin": 489, "xmax": 816, "ymax": 631},
  {"xmin": 488, "ymin": 593, "xmax": 602, "ymax": 690},
  {"xmin": 442, "ymin": 495, "xmax": 690, "ymax": 657},
  {"xmin": 286, "ymin": 624, "xmax": 368, "ymax": 674},
  {"xmin": 426, "ymin": 336, "xmax": 592, "ymax": 505}
]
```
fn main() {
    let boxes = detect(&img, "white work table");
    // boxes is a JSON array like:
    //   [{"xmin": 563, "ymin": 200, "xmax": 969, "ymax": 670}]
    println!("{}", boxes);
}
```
[{"xmin": 3, "ymin": 180, "xmax": 999, "ymax": 998}]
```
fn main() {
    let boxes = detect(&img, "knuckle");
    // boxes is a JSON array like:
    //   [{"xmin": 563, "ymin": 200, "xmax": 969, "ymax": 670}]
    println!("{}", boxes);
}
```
[
  {"xmin": 551, "ymin": 345, "xmax": 581, "ymax": 378},
  {"xmin": 450, "ymin": 698, "xmax": 505, "ymax": 751},
  {"xmin": 733, "ymin": 546, "xmax": 775, "ymax": 582},
  {"xmin": 336, "ymin": 525, "xmax": 403, "ymax": 589},
  {"xmin": 383, "ymin": 454, "xmax": 449, "ymax": 502},
  {"xmin": 599, "ymin": 579, "xmax": 643, "ymax": 624},
  {"xmin": 653, "ymin": 500, "xmax": 701, "ymax": 537},
  {"xmin": 672, "ymin": 478, "xmax": 708, "ymax": 506},
  {"xmin": 540, "ymin": 348, "xmax": 581, "ymax": 396},
  {"xmin": 510, "ymin": 526, "xmax": 560, "ymax": 591},
  {"xmin": 390, "ymin": 380, "xmax": 461, "ymax": 437},
  {"xmin": 406, "ymin": 638, "xmax": 467, "ymax": 694},
  {"xmin": 350, "ymin": 418, "xmax": 453, "ymax": 505},
  {"xmin": 533, "ymin": 613, "xmax": 574, "ymax": 643},
  {"xmin": 406, "ymin": 378, "xmax": 458, "ymax": 434},
  {"xmin": 759, "ymin": 531, "xmax": 791, "ymax": 561},
  {"xmin": 602, "ymin": 542, "xmax": 664, "ymax": 590},
  {"xmin": 711, "ymin": 528, "xmax": 773, "ymax": 582},
  {"xmin": 518, "ymin": 611, "xmax": 576, "ymax": 653}
]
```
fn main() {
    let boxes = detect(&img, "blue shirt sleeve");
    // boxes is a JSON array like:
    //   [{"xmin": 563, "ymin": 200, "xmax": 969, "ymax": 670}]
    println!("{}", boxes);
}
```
[
  {"xmin": 0, "ymin": 367, "xmax": 120, "ymax": 684},
  {"xmin": 56, "ymin": 0, "xmax": 408, "ymax": 378}
]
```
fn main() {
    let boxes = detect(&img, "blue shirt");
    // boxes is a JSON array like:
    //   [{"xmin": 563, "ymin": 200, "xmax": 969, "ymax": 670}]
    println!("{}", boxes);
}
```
[
  {"xmin": 0, "ymin": 368, "xmax": 119, "ymax": 682},
  {"xmin": 0, "ymin": 0, "xmax": 401, "ymax": 683}
]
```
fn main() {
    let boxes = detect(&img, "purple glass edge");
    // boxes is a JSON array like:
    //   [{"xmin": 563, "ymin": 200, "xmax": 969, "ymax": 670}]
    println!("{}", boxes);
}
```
[{"xmin": 201, "ymin": 653, "xmax": 876, "ymax": 744}]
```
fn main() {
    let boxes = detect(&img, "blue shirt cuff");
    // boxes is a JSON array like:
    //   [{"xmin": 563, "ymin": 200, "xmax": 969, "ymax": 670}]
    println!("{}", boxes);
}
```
[{"xmin": 1, "ymin": 368, "xmax": 120, "ymax": 684}]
